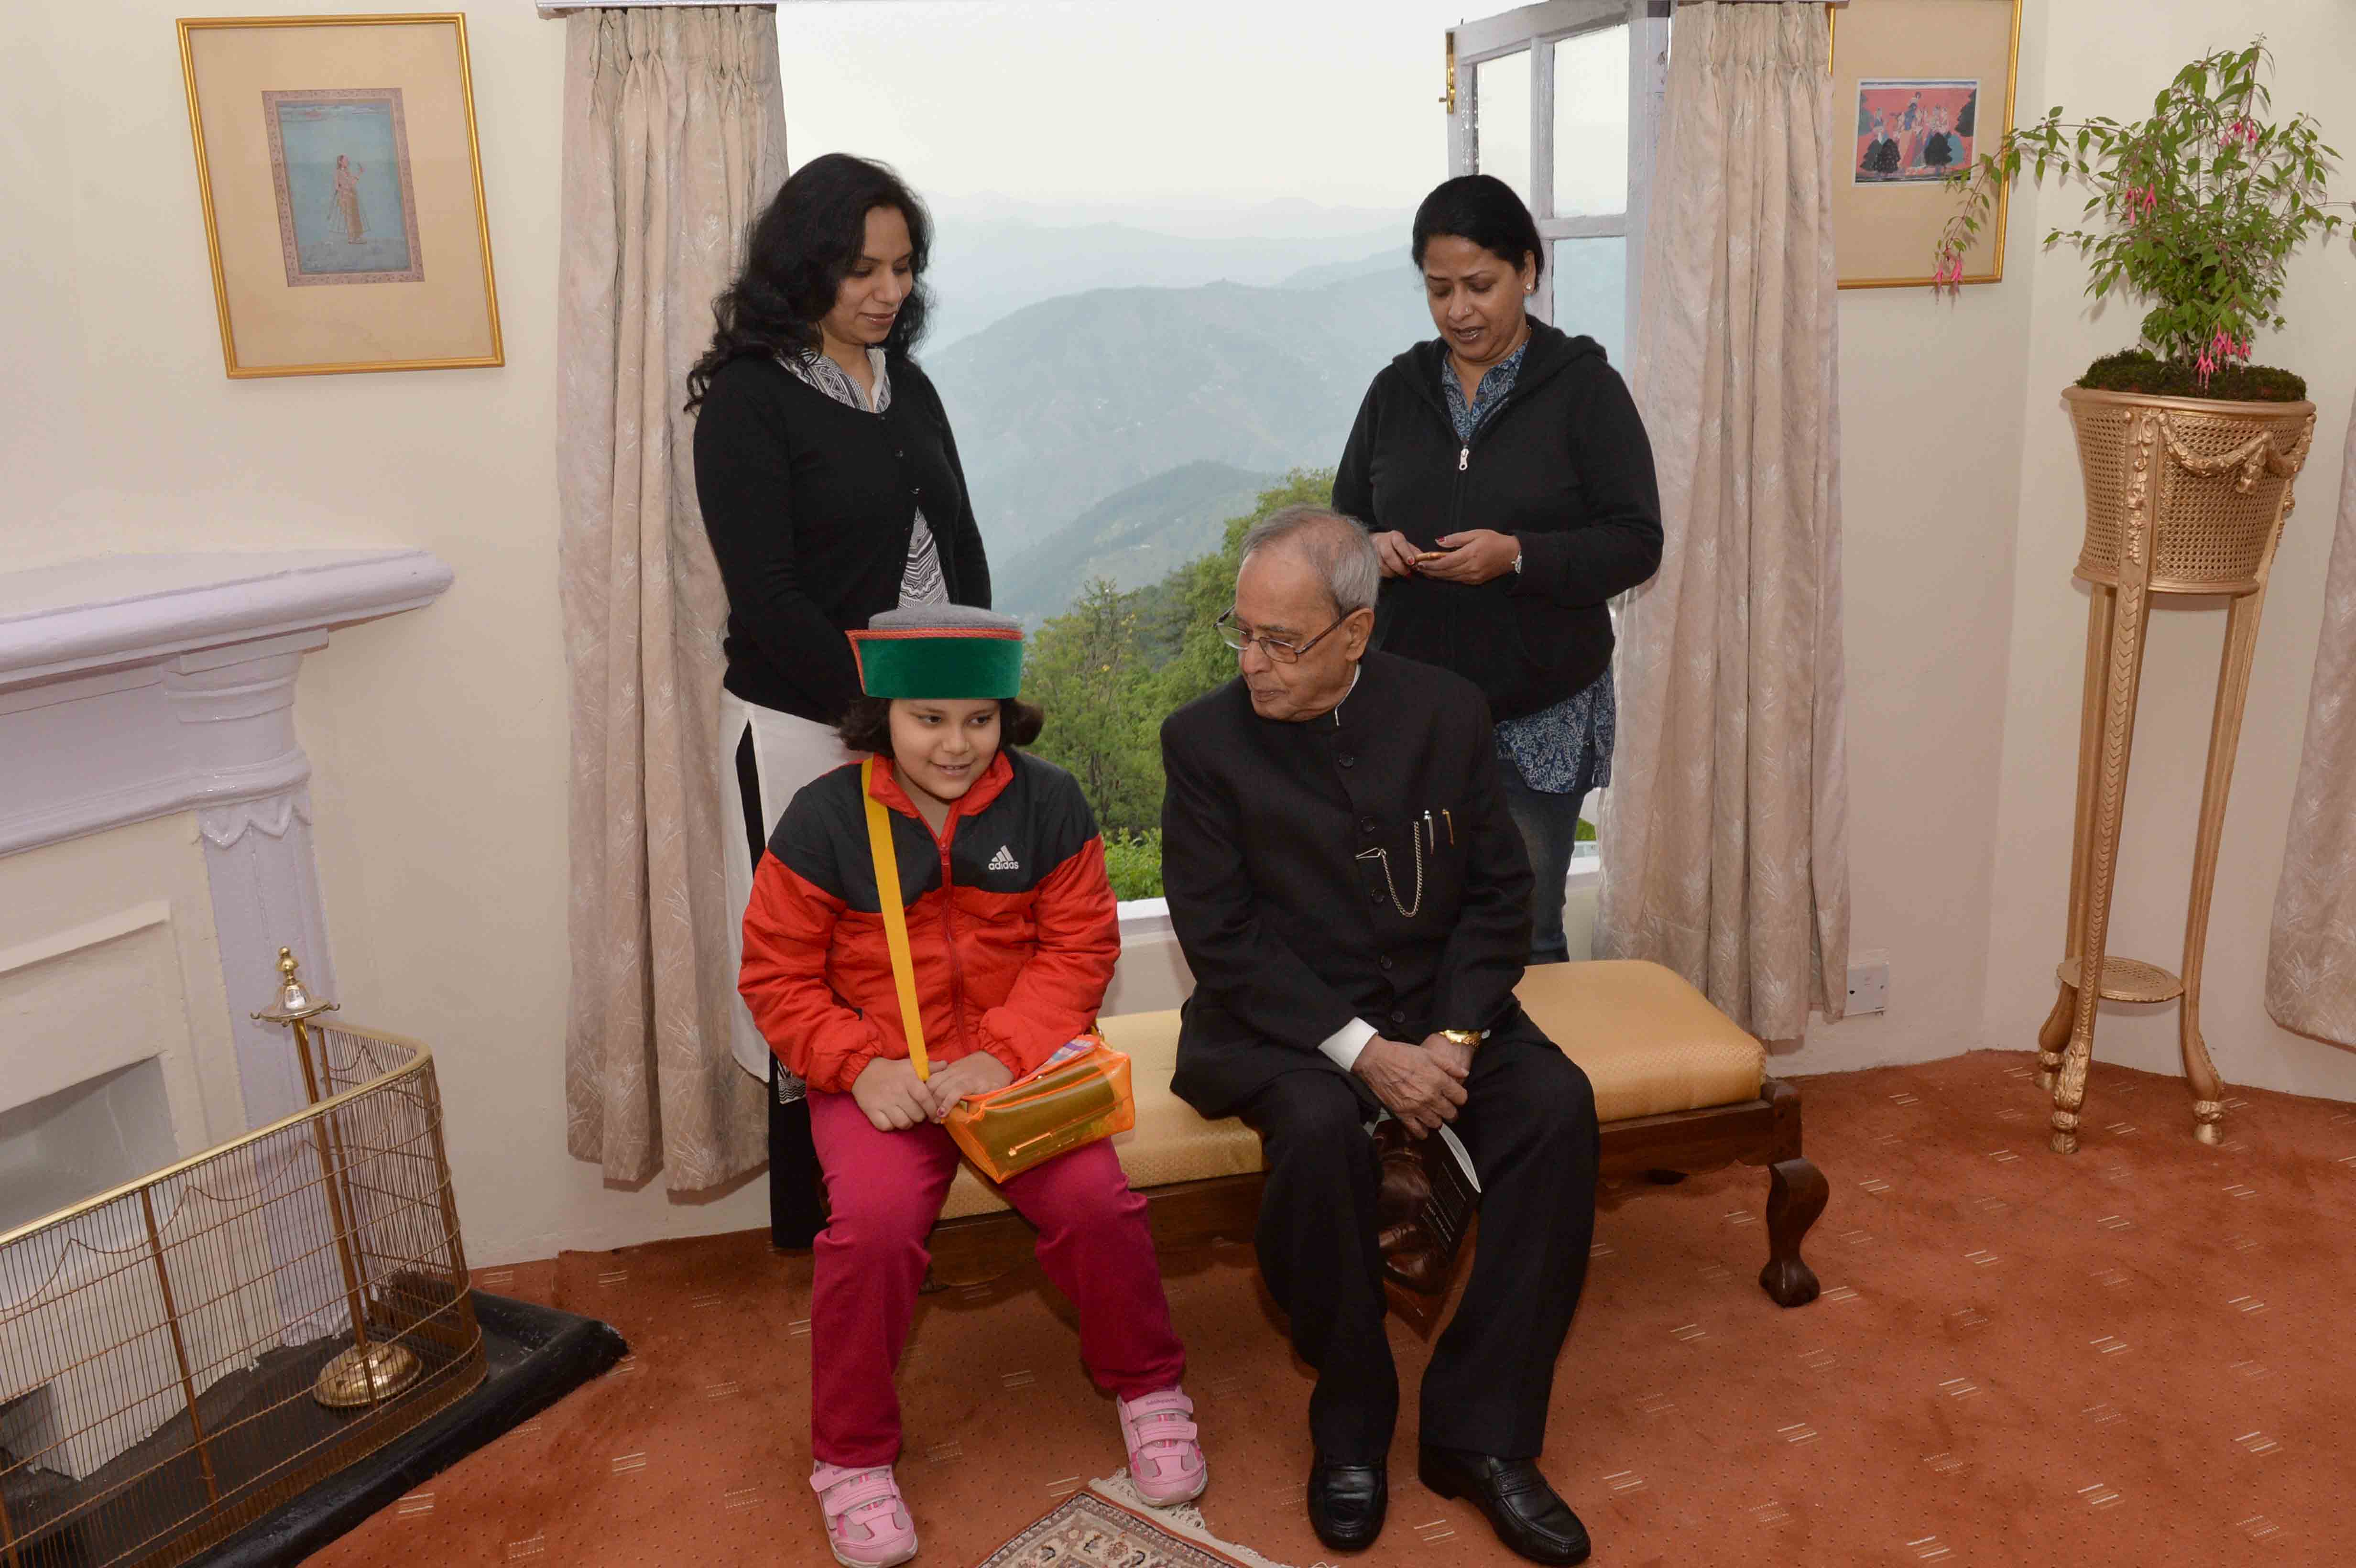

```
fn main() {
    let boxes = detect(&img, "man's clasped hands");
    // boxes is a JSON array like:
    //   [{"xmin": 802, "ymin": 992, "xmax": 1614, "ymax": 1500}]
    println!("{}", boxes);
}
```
[{"xmin": 1351, "ymin": 1033, "xmax": 1475, "ymax": 1137}]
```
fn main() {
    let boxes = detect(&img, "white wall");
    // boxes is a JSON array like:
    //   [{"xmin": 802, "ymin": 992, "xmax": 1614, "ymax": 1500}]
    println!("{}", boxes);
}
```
[
  {"xmin": 1753, "ymin": 0, "xmax": 2052, "ymax": 1078},
  {"xmin": 7, "ymin": 0, "xmax": 2348, "ymax": 1267},
  {"xmin": 0, "ymin": 0, "xmax": 755, "ymax": 1266},
  {"xmin": 1978, "ymin": 0, "xmax": 2356, "ymax": 1117}
]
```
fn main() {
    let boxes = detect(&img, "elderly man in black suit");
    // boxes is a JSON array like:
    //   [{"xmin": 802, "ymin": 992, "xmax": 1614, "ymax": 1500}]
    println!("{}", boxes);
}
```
[{"xmin": 1159, "ymin": 505, "xmax": 1600, "ymax": 1564}]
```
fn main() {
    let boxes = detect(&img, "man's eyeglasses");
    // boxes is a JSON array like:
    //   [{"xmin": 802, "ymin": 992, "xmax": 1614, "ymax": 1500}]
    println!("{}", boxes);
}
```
[{"xmin": 1216, "ymin": 608, "xmax": 1348, "ymax": 665}]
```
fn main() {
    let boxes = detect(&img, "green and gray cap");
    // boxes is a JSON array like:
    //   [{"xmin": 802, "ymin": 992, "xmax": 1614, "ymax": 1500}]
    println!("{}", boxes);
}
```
[{"xmin": 847, "ymin": 604, "xmax": 1026, "ymax": 699}]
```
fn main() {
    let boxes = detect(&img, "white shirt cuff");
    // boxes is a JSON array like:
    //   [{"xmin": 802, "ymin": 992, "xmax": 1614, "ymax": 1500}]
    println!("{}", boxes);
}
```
[{"xmin": 1318, "ymin": 1017, "xmax": 1378, "ymax": 1072}]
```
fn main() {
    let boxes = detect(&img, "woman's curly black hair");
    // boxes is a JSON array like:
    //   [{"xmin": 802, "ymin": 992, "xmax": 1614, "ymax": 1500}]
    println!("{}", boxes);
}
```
[
  {"xmin": 836, "ymin": 697, "xmax": 1046, "ymax": 757},
  {"xmin": 684, "ymin": 153, "xmax": 935, "ymax": 410}
]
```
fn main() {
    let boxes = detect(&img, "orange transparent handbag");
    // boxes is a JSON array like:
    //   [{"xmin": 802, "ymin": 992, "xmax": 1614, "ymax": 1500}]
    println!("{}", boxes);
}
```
[
  {"xmin": 863, "ymin": 761, "xmax": 1134, "ymax": 1182},
  {"xmin": 944, "ymin": 1036, "xmax": 1135, "ymax": 1183}
]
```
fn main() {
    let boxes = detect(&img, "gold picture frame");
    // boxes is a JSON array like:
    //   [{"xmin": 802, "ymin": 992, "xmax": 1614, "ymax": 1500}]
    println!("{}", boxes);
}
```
[
  {"xmin": 1830, "ymin": 0, "xmax": 2023, "ymax": 289},
  {"xmin": 178, "ymin": 13, "xmax": 502, "ymax": 376}
]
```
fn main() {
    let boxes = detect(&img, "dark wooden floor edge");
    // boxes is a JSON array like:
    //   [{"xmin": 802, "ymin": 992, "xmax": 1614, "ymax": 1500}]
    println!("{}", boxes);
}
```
[{"xmin": 181, "ymin": 1293, "xmax": 628, "ymax": 1568}]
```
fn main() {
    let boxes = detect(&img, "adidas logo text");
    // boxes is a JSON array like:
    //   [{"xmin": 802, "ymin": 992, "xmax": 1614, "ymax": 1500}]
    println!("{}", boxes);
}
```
[{"xmin": 987, "ymin": 845, "xmax": 1021, "ymax": 872}]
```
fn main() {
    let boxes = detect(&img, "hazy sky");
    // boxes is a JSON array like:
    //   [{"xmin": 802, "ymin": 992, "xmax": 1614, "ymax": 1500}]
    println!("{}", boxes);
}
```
[{"xmin": 776, "ymin": 0, "xmax": 1483, "ymax": 218}]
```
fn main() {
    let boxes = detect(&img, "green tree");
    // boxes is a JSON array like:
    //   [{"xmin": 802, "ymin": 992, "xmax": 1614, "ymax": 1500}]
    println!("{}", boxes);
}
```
[
  {"xmin": 1024, "ymin": 469, "xmax": 1339, "ymax": 896},
  {"xmin": 1024, "ymin": 577, "xmax": 1164, "ymax": 835},
  {"xmin": 1151, "ymin": 467, "xmax": 1337, "ymax": 716}
]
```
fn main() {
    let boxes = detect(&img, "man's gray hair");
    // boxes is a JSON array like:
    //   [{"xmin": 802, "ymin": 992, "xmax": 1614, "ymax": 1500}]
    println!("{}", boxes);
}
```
[{"xmin": 1237, "ymin": 503, "xmax": 1381, "ymax": 616}]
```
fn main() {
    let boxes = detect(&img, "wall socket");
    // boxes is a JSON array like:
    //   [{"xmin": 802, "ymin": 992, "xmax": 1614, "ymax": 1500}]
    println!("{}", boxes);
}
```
[{"xmin": 1846, "ymin": 955, "xmax": 1890, "ymax": 1015}]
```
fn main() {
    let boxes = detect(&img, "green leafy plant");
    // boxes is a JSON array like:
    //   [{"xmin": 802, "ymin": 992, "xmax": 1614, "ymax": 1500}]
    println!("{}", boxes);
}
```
[
  {"xmin": 1101, "ymin": 829, "xmax": 1166, "ymax": 902},
  {"xmin": 1025, "ymin": 468, "xmax": 1337, "ymax": 847},
  {"xmin": 1934, "ymin": 40, "xmax": 2345, "ymax": 389}
]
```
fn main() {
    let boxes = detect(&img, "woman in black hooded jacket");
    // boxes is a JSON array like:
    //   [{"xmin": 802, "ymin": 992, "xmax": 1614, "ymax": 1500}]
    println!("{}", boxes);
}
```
[{"xmin": 1333, "ymin": 175, "xmax": 1662, "ymax": 964}]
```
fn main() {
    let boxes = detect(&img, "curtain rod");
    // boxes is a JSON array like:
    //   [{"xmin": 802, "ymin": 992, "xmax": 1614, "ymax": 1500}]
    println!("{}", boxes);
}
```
[{"xmin": 531, "ymin": 0, "xmax": 1844, "ymax": 18}]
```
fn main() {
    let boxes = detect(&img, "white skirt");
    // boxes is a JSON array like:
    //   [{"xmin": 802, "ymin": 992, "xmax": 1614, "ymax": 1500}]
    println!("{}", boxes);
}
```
[{"xmin": 718, "ymin": 690, "xmax": 860, "ymax": 1084}]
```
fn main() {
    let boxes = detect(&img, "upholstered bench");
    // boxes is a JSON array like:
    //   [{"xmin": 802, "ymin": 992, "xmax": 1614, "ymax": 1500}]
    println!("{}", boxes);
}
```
[{"xmin": 925, "ymin": 959, "xmax": 1829, "ymax": 1307}]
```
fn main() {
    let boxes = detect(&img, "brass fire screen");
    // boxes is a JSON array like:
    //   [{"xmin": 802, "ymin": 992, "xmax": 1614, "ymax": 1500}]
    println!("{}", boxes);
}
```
[{"xmin": 0, "ymin": 1023, "xmax": 484, "ymax": 1567}]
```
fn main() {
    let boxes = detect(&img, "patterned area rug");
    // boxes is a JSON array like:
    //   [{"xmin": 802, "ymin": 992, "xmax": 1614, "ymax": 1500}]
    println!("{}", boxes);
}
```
[{"xmin": 976, "ymin": 1473, "xmax": 1300, "ymax": 1568}]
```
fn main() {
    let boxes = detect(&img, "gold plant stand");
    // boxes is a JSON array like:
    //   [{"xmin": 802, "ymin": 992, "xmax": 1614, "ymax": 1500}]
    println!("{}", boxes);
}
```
[{"xmin": 2037, "ymin": 387, "xmax": 2315, "ymax": 1153}]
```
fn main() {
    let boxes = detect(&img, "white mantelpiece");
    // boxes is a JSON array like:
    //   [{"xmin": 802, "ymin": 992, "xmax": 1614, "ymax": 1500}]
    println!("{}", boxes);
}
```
[{"xmin": 0, "ymin": 549, "xmax": 453, "ymax": 1134}]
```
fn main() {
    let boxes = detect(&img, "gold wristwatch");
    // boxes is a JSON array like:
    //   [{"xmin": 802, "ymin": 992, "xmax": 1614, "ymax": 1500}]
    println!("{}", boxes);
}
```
[{"xmin": 1438, "ymin": 1029, "xmax": 1483, "ymax": 1049}]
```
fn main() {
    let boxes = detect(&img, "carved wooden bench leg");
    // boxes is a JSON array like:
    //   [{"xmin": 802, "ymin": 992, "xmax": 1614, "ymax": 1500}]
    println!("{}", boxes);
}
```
[{"xmin": 1759, "ymin": 1157, "xmax": 1827, "ymax": 1307}]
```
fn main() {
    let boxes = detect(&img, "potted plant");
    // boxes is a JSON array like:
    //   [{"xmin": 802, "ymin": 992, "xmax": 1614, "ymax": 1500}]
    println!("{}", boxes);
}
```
[
  {"xmin": 1934, "ymin": 40, "xmax": 2340, "ymax": 592},
  {"xmin": 1934, "ymin": 41, "xmax": 2344, "ymax": 1155}
]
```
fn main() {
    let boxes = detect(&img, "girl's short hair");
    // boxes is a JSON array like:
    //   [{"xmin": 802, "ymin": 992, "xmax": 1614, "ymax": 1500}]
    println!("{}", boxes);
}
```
[
  {"xmin": 836, "ymin": 697, "xmax": 1046, "ymax": 756},
  {"xmin": 1411, "ymin": 173, "xmax": 1547, "ymax": 283}
]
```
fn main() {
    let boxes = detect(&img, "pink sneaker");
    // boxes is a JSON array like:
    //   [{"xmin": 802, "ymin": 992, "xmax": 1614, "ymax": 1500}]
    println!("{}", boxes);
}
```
[
  {"xmin": 1117, "ymin": 1388, "xmax": 1208, "ymax": 1506},
  {"xmin": 810, "ymin": 1462, "xmax": 917, "ymax": 1568}
]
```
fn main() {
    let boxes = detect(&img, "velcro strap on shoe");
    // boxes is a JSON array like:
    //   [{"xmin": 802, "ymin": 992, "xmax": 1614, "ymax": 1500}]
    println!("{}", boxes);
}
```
[
  {"xmin": 1137, "ymin": 1421, "xmax": 1201, "ymax": 1450},
  {"xmin": 825, "ymin": 1474, "xmax": 902, "ymax": 1519}
]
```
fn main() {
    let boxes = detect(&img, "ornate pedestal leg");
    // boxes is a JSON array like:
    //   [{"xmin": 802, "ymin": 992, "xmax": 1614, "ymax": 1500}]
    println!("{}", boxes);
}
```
[
  {"xmin": 2055, "ymin": 420, "xmax": 2160, "ymax": 1154},
  {"xmin": 2036, "ymin": 990, "xmax": 2074, "ymax": 1097},
  {"xmin": 2179, "ymin": 591, "xmax": 2268, "ymax": 1145},
  {"xmin": 2042, "ymin": 590, "xmax": 2116, "ymax": 1094}
]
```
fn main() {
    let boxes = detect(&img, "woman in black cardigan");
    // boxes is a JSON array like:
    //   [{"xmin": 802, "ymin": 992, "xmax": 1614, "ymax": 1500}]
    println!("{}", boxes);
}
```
[
  {"xmin": 687, "ymin": 152, "xmax": 991, "ymax": 1245},
  {"xmin": 1334, "ymin": 175, "xmax": 1661, "ymax": 965}
]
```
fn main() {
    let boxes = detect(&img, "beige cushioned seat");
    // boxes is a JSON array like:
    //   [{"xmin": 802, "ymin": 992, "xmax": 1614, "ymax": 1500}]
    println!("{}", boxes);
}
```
[
  {"xmin": 1516, "ymin": 960, "xmax": 1763, "ymax": 1123},
  {"xmin": 937, "ymin": 959, "xmax": 1763, "ymax": 1220},
  {"xmin": 938, "ymin": 1009, "xmax": 1261, "ymax": 1220}
]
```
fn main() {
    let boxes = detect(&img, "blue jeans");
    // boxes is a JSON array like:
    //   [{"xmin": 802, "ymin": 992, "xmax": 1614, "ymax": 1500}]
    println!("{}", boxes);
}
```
[{"xmin": 1498, "ymin": 760, "xmax": 1585, "ymax": 967}]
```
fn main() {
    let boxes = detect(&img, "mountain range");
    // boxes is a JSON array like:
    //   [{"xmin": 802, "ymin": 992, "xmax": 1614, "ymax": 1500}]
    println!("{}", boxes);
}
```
[
  {"xmin": 922, "ymin": 219, "xmax": 1407, "ymax": 348},
  {"xmin": 988, "ymin": 460, "xmax": 1280, "ymax": 624},
  {"xmin": 918, "ymin": 222, "xmax": 1628, "ymax": 622},
  {"xmin": 925, "ymin": 265, "xmax": 1430, "ymax": 561}
]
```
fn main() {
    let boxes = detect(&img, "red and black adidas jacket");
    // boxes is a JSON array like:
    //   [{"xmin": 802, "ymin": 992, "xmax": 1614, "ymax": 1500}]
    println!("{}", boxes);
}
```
[{"xmin": 739, "ymin": 749, "xmax": 1120, "ymax": 1095}]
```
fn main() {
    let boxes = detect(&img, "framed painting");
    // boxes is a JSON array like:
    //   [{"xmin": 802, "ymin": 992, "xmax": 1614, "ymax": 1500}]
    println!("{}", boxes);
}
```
[
  {"xmin": 178, "ymin": 14, "xmax": 502, "ymax": 376},
  {"xmin": 1831, "ymin": 0, "xmax": 2022, "ymax": 289}
]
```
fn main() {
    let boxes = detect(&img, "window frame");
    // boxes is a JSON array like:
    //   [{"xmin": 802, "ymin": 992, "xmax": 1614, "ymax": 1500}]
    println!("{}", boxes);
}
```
[
  {"xmin": 1446, "ymin": 0, "xmax": 1662, "ymax": 897},
  {"xmin": 1445, "ymin": 0, "xmax": 1669, "ymax": 341}
]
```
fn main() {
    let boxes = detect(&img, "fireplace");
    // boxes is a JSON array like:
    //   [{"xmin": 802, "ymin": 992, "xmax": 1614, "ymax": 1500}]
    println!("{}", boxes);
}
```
[{"xmin": 0, "ymin": 550, "xmax": 459, "ymax": 1549}]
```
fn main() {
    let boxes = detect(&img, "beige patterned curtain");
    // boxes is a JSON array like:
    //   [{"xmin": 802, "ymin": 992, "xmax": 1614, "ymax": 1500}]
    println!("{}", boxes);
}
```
[
  {"xmin": 2267, "ymin": 404, "xmax": 2356, "ymax": 1048},
  {"xmin": 559, "ymin": 7, "xmax": 787, "ymax": 1186},
  {"xmin": 1593, "ymin": 1, "xmax": 1850, "ymax": 1038}
]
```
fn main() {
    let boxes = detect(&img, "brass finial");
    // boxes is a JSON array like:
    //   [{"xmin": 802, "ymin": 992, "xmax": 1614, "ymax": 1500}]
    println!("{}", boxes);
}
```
[{"xmin": 252, "ymin": 946, "xmax": 340, "ymax": 1026}]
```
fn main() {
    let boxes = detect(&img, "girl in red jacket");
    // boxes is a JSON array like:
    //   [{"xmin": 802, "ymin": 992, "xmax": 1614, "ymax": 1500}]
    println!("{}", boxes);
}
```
[{"xmin": 740, "ymin": 606, "xmax": 1204, "ymax": 1568}]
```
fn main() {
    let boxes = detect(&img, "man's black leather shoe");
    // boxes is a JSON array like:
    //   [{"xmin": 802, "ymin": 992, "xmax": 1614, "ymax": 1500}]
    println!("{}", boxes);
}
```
[
  {"xmin": 1306, "ymin": 1454, "xmax": 1388, "ymax": 1551},
  {"xmin": 1417, "ymin": 1444, "xmax": 1591, "ymax": 1565}
]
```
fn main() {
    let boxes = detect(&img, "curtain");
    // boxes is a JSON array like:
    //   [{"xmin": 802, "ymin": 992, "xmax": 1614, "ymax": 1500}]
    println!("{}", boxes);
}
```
[
  {"xmin": 559, "ymin": 7, "xmax": 788, "ymax": 1187},
  {"xmin": 1593, "ymin": 1, "xmax": 1850, "ymax": 1039},
  {"xmin": 2267, "ymin": 404, "xmax": 2356, "ymax": 1048}
]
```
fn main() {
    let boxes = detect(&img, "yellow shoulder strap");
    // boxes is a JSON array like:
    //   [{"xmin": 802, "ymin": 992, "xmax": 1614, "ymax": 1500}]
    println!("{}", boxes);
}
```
[{"xmin": 862, "ymin": 758, "xmax": 930, "ymax": 1081}]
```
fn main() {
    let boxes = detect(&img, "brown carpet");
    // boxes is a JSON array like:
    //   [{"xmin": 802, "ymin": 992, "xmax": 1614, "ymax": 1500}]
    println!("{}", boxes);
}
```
[{"xmin": 305, "ymin": 1051, "xmax": 2356, "ymax": 1567}]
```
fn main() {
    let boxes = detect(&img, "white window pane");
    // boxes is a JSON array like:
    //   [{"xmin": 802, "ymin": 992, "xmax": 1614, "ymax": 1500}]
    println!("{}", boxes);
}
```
[
  {"xmin": 1552, "ymin": 25, "xmax": 1630, "ymax": 216},
  {"xmin": 1474, "ymin": 50, "xmax": 1533, "ymax": 204},
  {"xmin": 1548, "ymin": 236, "xmax": 1628, "ymax": 366}
]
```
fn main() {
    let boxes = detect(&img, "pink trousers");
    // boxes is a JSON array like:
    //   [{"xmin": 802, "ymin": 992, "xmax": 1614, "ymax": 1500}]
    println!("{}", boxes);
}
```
[{"xmin": 806, "ymin": 1088, "xmax": 1187, "ymax": 1468}]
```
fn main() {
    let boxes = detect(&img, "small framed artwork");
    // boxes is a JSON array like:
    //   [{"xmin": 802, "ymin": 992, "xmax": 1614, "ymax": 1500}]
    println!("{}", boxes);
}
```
[
  {"xmin": 178, "ymin": 14, "xmax": 502, "ymax": 376},
  {"xmin": 1831, "ymin": 0, "xmax": 2023, "ymax": 289}
]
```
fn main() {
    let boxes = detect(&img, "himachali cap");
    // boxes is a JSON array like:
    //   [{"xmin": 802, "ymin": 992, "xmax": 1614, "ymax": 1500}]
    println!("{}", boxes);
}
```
[{"xmin": 847, "ymin": 605, "xmax": 1026, "ymax": 699}]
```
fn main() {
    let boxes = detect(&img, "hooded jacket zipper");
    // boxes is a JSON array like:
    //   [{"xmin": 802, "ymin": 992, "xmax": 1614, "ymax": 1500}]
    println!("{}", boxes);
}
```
[
  {"xmin": 885, "ymin": 779, "xmax": 975, "ymax": 1057},
  {"xmin": 935, "ymin": 815, "xmax": 971, "ymax": 1053},
  {"xmin": 1412, "ymin": 346, "xmax": 1549, "ymax": 541}
]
